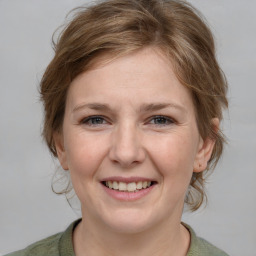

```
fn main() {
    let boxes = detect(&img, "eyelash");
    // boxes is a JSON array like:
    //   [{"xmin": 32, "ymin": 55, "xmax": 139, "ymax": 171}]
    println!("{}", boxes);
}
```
[
  {"xmin": 148, "ymin": 115, "xmax": 175, "ymax": 126},
  {"xmin": 81, "ymin": 116, "xmax": 108, "ymax": 126},
  {"xmin": 80, "ymin": 115, "xmax": 175, "ymax": 127}
]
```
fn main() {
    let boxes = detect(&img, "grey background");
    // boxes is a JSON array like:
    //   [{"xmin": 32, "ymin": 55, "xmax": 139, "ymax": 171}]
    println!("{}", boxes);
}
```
[{"xmin": 0, "ymin": 0, "xmax": 255, "ymax": 255}]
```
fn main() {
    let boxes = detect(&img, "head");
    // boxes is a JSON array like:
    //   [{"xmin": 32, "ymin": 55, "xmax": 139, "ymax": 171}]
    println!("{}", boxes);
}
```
[{"xmin": 40, "ymin": 0, "xmax": 228, "ymax": 211}]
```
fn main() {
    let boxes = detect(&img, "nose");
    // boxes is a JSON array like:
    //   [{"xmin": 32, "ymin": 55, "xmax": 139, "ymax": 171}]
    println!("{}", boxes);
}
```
[{"xmin": 109, "ymin": 122, "xmax": 146, "ymax": 168}]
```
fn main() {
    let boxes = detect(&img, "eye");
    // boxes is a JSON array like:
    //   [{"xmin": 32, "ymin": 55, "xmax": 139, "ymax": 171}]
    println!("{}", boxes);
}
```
[
  {"xmin": 149, "ymin": 116, "xmax": 174, "ymax": 126},
  {"xmin": 81, "ymin": 116, "xmax": 108, "ymax": 126}
]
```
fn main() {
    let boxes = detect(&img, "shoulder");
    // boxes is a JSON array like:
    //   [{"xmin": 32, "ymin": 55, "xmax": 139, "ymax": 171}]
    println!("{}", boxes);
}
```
[
  {"xmin": 183, "ymin": 223, "xmax": 229, "ymax": 256},
  {"xmin": 4, "ymin": 232, "xmax": 62, "ymax": 256},
  {"xmin": 194, "ymin": 237, "xmax": 229, "ymax": 256},
  {"xmin": 4, "ymin": 219, "xmax": 80, "ymax": 256}
]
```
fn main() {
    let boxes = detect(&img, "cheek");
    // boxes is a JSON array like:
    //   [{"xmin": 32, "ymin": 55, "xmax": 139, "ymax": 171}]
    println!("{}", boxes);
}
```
[
  {"xmin": 64, "ymin": 131, "xmax": 109, "ymax": 176},
  {"xmin": 63, "ymin": 132, "xmax": 110, "ymax": 205},
  {"xmin": 147, "ymin": 132, "xmax": 197, "ymax": 178}
]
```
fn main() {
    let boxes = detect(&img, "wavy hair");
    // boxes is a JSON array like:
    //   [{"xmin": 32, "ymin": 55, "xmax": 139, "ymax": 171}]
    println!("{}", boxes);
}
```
[{"xmin": 40, "ymin": 0, "xmax": 228, "ymax": 211}]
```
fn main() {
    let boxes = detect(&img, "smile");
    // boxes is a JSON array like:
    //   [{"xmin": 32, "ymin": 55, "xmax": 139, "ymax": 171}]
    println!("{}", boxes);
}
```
[{"xmin": 103, "ymin": 181, "xmax": 156, "ymax": 192}]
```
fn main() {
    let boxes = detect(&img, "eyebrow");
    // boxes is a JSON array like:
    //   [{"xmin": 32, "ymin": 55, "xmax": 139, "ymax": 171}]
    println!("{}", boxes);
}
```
[
  {"xmin": 72, "ymin": 102, "xmax": 186, "ymax": 113},
  {"xmin": 139, "ymin": 103, "xmax": 186, "ymax": 113},
  {"xmin": 72, "ymin": 103, "xmax": 112, "ymax": 113}
]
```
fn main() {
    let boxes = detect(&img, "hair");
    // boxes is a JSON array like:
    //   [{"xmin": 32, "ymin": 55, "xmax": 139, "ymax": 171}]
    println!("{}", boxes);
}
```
[{"xmin": 40, "ymin": 0, "xmax": 228, "ymax": 211}]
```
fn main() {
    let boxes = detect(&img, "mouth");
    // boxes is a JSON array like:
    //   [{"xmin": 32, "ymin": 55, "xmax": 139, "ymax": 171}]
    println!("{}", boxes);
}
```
[{"xmin": 102, "ymin": 180, "xmax": 157, "ymax": 193}]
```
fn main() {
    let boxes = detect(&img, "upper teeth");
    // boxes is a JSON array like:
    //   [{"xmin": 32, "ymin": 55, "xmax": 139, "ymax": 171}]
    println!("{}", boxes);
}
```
[{"xmin": 105, "ymin": 181, "xmax": 152, "ymax": 192}]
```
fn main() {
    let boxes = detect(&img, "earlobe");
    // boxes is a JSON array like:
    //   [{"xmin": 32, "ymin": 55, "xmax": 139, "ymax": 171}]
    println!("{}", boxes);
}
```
[
  {"xmin": 193, "ymin": 118, "xmax": 219, "ymax": 173},
  {"xmin": 53, "ymin": 132, "xmax": 69, "ymax": 170}
]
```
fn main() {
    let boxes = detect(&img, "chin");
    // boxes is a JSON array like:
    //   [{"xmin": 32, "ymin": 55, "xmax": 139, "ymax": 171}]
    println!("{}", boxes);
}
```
[{"xmin": 101, "ymin": 208, "xmax": 160, "ymax": 234}]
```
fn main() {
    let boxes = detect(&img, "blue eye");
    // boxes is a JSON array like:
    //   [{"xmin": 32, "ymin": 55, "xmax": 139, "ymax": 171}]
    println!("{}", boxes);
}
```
[
  {"xmin": 82, "ymin": 116, "xmax": 107, "ymax": 126},
  {"xmin": 149, "ymin": 116, "xmax": 174, "ymax": 125}
]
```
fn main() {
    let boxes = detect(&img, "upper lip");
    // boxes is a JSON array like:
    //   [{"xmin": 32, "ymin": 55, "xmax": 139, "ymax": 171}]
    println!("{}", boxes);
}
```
[{"xmin": 101, "ymin": 176, "xmax": 157, "ymax": 183}]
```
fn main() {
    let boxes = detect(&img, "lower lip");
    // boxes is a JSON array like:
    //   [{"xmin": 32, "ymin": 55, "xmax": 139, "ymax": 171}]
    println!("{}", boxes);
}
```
[{"xmin": 101, "ymin": 183, "xmax": 156, "ymax": 201}]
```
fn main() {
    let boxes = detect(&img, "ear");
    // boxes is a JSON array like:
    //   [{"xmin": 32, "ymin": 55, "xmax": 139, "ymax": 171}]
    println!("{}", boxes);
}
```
[
  {"xmin": 193, "ymin": 118, "xmax": 219, "ymax": 173},
  {"xmin": 53, "ymin": 131, "xmax": 69, "ymax": 170}
]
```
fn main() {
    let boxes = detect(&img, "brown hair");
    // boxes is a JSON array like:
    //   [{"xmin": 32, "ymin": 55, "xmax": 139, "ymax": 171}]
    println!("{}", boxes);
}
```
[{"xmin": 40, "ymin": 0, "xmax": 228, "ymax": 211}]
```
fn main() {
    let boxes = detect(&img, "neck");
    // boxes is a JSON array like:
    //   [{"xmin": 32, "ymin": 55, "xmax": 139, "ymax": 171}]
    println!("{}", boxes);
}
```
[{"xmin": 73, "ymin": 212, "xmax": 190, "ymax": 256}]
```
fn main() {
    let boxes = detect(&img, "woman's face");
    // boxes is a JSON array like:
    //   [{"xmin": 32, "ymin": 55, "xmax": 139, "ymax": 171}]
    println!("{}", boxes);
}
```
[{"xmin": 55, "ymin": 47, "xmax": 214, "ymax": 233}]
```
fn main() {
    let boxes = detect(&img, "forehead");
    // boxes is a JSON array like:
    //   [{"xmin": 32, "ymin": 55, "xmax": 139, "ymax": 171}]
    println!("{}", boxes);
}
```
[{"xmin": 67, "ymin": 47, "xmax": 195, "ymax": 114}]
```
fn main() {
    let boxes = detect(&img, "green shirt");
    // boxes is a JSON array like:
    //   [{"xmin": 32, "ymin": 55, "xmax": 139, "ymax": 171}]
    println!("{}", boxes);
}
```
[{"xmin": 5, "ymin": 220, "xmax": 229, "ymax": 256}]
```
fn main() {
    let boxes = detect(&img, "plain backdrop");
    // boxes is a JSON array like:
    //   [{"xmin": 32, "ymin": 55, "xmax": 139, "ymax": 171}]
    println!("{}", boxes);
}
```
[{"xmin": 0, "ymin": 0, "xmax": 255, "ymax": 255}]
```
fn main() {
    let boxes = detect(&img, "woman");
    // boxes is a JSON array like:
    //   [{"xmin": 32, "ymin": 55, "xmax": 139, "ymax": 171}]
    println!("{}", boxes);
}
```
[{"xmin": 6, "ymin": 0, "xmax": 229, "ymax": 255}]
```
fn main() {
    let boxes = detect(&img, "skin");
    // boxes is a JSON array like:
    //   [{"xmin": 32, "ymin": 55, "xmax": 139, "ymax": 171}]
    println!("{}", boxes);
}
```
[{"xmin": 54, "ymin": 47, "xmax": 217, "ymax": 256}]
